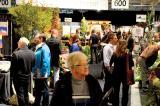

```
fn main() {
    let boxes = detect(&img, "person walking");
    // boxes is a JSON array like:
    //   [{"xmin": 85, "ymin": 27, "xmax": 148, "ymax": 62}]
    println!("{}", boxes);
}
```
[
  {"xmin": 32, "ymin": 33, "xmax": 51, "ymax": 106},
  {"xmin": 11, "ymin": 37, "xmax": 35, "ymax": 106},
  {"xmin": 50, "ymin": 52, "xmax": 102, "ymax": 106}
]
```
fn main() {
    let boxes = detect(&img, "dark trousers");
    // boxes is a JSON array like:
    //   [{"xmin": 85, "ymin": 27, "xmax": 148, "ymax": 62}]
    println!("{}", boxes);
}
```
[
  {"xmin": 90, "ymin": 46, "xmax": 98, "ymax": 63},
  {"xmin": 13, "ymin": 78, "xmax": 29, "ymax": 106},
  {"xmin": 103, "ymin": 68, "xmax": 113, "ymax": 103},
  {"xmin": 113, "ymin": 80, "xmax": 129, "ymax": 106},
  {"xmin": 34, "ymin": 78, "xmax": 49, "ymax": 106}
]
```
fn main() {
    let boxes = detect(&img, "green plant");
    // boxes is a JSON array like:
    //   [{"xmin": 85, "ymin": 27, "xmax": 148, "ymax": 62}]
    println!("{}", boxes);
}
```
[
  {"xmin": 9, "ymin": 2, "xmax": 52, "ymax": 39},
  {"xmin": 81, "ymin": 17, "xmax": 88, "ymax": 38}
]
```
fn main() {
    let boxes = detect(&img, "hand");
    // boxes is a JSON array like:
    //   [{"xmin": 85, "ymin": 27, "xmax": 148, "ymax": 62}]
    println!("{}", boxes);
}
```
[{"xmin": 148, "ymin": 71, "xmax": 156, "ymax": 81}]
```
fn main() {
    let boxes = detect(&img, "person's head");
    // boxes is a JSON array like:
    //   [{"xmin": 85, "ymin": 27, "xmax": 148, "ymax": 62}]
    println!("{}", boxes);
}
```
[
  {"xmin": 154, "ymin": 32, "xmax": 160, "ymax": 42},
  {"xmin": 67, "ymin": 52, "xmax": 89, "ymax": 80},
  {"xmin": 51, "ymin": 29, "xmax": 59, "ymax": 37},
  {"xmin": 115, "ymin": 40, "xmax": 127, "ymax": 57},
  {"xmin": 18, "ymin": 37, "xmax": 30, "ymax": 48},
  {"xmin": 34, "ymin": 33, "xmax": 46, "ymax": 45},
  {"xmin": 107, "ymin": 33, "xmax": 118, "ymax": 45}
]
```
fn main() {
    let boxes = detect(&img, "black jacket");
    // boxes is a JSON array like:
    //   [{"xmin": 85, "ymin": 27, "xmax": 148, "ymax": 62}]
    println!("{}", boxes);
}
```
[
  {"xmin": 11, "ymin": 46, "xmax": 35, "ymax": 80},
  {"xmin": 46, "ymin": 36, "xmax": 61, "ymax": 67},
  {"xmin": 50, "ymin": 72, "xmax": 102, "ymax": 106}
]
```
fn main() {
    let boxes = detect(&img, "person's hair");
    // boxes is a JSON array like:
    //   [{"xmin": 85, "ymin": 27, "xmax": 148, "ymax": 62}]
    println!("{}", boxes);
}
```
[
  {"xmin": 115, "ymin": 40, "xmax": 127, "ymax": 57},
  {"xmin": 36, "ymin": 33, "xmax": 46, "ymax": 42},
  {"xmin": 67, "ymin": 51, "xmax": 88, "ymax": 69},
  {"xmin": 105, "ymin": 32, "xmax": 115, "ymax": 43},
  {"xmin": 19, "ymin": 37, "xmax": 30, "ymax": 46}
]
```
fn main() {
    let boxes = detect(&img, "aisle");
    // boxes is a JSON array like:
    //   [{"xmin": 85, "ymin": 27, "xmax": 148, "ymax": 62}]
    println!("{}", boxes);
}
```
[{"xmin": 131, "ymin": 82, "xmax": 141, "ymax": 106}]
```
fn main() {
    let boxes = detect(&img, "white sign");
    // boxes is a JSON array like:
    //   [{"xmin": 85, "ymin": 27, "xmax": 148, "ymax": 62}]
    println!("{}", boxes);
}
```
[
  {"xmin": 0, "ymin": 0, "xmax": 11, "ymax": 8},
  {"xmin": 16, "ymin": 0, "xmax": 108, "ymax": 10},
  {"xmin": 111, "ymin": 0, "xmax": 129, "ymax": 9},
  {"xmin": 136, "ymin": 15, "xmax": 146, "ymax": 22},
  {"xmin": 64, "ymin": 18, "xmax": 72, "ymax": 23},
  {"xmin": 132, "ymin": 27, "xmax": 144, "ymax": 37}
]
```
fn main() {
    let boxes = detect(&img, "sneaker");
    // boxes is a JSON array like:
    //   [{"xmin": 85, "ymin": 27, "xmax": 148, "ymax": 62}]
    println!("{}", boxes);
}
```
[{"xmin": 107, "ymin": 102, "xmax": 112, "ymax": 106}]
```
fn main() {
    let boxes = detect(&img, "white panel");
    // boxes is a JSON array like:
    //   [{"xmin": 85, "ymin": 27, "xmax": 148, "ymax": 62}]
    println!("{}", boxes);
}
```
[{"xmin": 16, "ymin": 0, "xmax": 108, "ymax": 10}]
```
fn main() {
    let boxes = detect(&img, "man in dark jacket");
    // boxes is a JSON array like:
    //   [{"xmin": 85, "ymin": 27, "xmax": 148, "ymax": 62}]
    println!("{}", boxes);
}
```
[
  {"xmin": 11, "ymin": 37, "xmax": 35, "ymax": 106},
  {"xmin": 50, "ymin": 52, "xmax": 102, "ymax": 106},
  {"xmin": 46, "ymin": 29, "xmax": 61, "ymax": 86}
]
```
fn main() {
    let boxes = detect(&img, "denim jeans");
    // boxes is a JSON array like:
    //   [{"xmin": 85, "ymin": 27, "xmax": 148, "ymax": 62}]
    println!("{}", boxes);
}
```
[{"xmin": 34, "ymin": 78, "xmax": 49, "ymax": 106}]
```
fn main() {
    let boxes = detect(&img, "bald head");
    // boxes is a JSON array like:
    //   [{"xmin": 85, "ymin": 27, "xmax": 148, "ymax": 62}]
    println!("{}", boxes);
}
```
[{"xmin": 51, "ymin": 29, "xmax": 58, "ymax": 37}]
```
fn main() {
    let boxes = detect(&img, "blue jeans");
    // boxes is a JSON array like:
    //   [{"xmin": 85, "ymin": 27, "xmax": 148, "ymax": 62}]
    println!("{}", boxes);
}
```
[
  {"xmin": 13, "ymin": 78, "xmax": 29, "ymax": 106},
  {"xmin": 34, "ymin": 78, "xmax": 49, "ymax": 106}
]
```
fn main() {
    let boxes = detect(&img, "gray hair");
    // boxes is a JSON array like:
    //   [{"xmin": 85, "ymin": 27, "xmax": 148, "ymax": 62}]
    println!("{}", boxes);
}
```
[
  {"xmin": 67, "ymin": 52, "xmax": 88, "ymax": 68},
  {"xmin": 19, "ymin": 37, "xmax": 30, "ymax": 46}
]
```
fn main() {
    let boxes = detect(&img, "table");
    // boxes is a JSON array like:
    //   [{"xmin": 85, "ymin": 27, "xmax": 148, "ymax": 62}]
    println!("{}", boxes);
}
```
[
  {"xmin": 0, "ymin": 61, "xmax": 11, "ymax": 101},
  {"xmin": 0, "ymin": 72, "xmax": 10, "ymax": 101}
]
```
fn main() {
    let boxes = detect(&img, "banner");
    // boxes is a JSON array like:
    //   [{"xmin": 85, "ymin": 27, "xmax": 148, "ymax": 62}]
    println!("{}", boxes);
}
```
[
  {"xmin": 0, "ymin": 22, "xmax": 8, "ymax": 36},
  {"xmin": 112, "ymin": 0, "xmax": 129, "ymax": 9},
  {"xmin": 0, "ymin": 35, "xmax": 2, "ymax": 48}
]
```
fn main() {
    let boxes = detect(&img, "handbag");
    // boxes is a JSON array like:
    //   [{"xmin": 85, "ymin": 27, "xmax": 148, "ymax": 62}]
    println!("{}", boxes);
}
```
[{"xmin": 126, "ymin": 53, "xmax": 135, "ymax": 85}]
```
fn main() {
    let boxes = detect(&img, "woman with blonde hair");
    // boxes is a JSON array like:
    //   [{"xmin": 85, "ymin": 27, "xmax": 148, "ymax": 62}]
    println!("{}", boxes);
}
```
[
  {"xmin": 50, "ymin": 51, "xmax": 102, "ymax": 106},
  {"xmin": 110, "ymin": 40, "xmax": 134, "ymax": 106}
]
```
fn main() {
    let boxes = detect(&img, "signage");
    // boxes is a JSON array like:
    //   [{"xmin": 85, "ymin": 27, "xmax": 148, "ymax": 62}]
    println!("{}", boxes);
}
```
[
  {"xmin": 64, "ymin": 18, "xmax": 72, "ymax": 23},
  {"xmin": 0, "ymin": 0, "xmax": 11, "ymax": 8},
  {"xmin": 17, "ymin": 0, "xmax": 108, "ymax": 10},
  {"xmin": 136, "ymin": 15, "xmax": 146, "ymax": 22},
  {"xmin": 132, "ymin": 27, "xmax": 144, "ymax": 37},
  {"xmin": 111, "ymin": 0, "xmax": 129, "ymax": 9},
  {"xmin": 0, "ymin": 22, "xmax": 8, "ymax": 36}
]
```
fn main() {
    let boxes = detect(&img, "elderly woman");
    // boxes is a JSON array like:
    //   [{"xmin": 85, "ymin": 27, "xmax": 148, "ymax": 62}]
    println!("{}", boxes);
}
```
[{"xmin": 50, "ymin": 51, "xmax": 102, "ymax": 106}]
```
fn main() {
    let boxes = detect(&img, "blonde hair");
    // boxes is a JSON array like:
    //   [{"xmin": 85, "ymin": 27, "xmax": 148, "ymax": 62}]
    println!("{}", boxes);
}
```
[{"xmin": 67, "ymin": 52, "xmax": 88, "ymax": 68}]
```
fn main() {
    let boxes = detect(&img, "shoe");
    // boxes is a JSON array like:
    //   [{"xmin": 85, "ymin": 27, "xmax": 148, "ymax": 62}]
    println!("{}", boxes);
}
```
[{"xmin": 107, "ymin": 102, "xmax": 112, "ymax": 106}]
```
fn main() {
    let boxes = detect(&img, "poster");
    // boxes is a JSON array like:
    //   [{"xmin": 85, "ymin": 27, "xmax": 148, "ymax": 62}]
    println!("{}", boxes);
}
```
[
  {"xmin": 0, "ymin": 22, "xmax": 8, "ymax": 36},
  {"xmin": 132, "ymin": 27, "xmax": 144, "ymax": 37},
  {"xmin": 0, "ymin": 35, "xmax": 2, "ymax": 48}
]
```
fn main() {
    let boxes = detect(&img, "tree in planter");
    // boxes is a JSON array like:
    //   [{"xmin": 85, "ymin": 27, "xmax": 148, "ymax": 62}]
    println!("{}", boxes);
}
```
[
  {"xmin": 81, "ymin": 17, "xmax": 88, "ymax": 40},
  {"xmin": 9, "ymin": 3, "xmax": 53, "ymax": 39}
]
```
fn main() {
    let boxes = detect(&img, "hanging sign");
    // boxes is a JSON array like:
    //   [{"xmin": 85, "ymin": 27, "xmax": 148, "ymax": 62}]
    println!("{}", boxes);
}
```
[
  {"xmin": 111, "ymin": 0, "xmax": 129, "ymax": 9},
  {"xmin": 136, "ymin": 15, "xmax": 146, "ymax": 22},
  {"xmin": 0, "ymin": 22, "xmax": 8, "ymax": 36},
  {"xmin": 0, "ymin": 0, "xmax": 11, "ymax": 8}
]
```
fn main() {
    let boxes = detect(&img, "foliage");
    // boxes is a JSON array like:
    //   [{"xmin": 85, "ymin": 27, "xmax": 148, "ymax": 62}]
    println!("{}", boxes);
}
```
[
  {"xmin": 51, "ymin": 8, "xmax": 62, "ymax": 35},
  {"xmin": 81, "ymin": 17, "xmax": 88, "ymax": 38},
  {"xmin": 9, "ymin": 3, "xmax": 52, "ymax": 40}
]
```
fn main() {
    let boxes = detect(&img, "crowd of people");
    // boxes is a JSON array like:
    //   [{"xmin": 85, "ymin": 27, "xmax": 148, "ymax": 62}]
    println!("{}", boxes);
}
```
[{"xmin": 8, "ymin": 27, "xmax": 160, "ymax": 106}]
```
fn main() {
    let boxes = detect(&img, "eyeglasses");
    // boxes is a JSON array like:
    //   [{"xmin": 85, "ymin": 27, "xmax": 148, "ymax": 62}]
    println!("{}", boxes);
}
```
[{"xmin": 74, "ymin": 64, "xmax": 89, "ymax": 68}]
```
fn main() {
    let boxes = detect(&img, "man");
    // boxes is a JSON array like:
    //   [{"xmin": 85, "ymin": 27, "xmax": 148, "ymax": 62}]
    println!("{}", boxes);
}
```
[
  {"xmin": 137, "ymin": 44, "xmax": 160, "ymax": 90},
  {"xmin": 90, "ymin": 29, "xmax": 101, "ymax": 64},
  {"xmin": 46, "ymin": 29, "xmax": 61, "ymax": 86},
  {"xmin": 103, "ymin": 33, "xmax": 117, "ymax": 105},
  {"xmin": 32, "ymin": 33, "xmax": 51, "ymax": 106},
  {"xmin": 11, "ymin": 37, "xmax": 35, "ymax": 106}
]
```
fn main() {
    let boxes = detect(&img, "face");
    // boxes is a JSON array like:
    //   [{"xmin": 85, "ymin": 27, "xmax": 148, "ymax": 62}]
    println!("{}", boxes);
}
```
[
  {"xmin": 34, "ymin": 36, "xmax": 41, "ymax": 45},
  {"xmin": 111, "ymin": 35, "xmax": 118, "ymax": 45},
  {"xmin": 71, "ymin": 60, "xmax": 89, "ymax": 80}
]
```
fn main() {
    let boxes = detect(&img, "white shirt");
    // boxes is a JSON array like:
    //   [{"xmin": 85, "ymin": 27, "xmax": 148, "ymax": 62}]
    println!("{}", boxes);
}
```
[{"xmin": 103, "ymin": 43, "xmax": 116, "ymax": 67}]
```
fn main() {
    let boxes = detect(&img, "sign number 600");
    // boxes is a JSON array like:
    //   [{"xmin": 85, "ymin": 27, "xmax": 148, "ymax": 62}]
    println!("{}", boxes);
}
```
[
  {"xmin": 114, "ymin": 0, "xmax": 126, "ymax": 6},
  {"xmin": 1, "ymin": 0, "xmax": 8, "ymax": 5}
]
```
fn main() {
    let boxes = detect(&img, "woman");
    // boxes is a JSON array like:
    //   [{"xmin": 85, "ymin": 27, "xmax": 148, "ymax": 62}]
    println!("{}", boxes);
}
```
[
  {"xmin": 50, "ymin": 51, "xmax": 102, "ymax": 106},
  {"xmin": 110, "ymin": 40, "xmax": 134, "ymax": 106}
]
